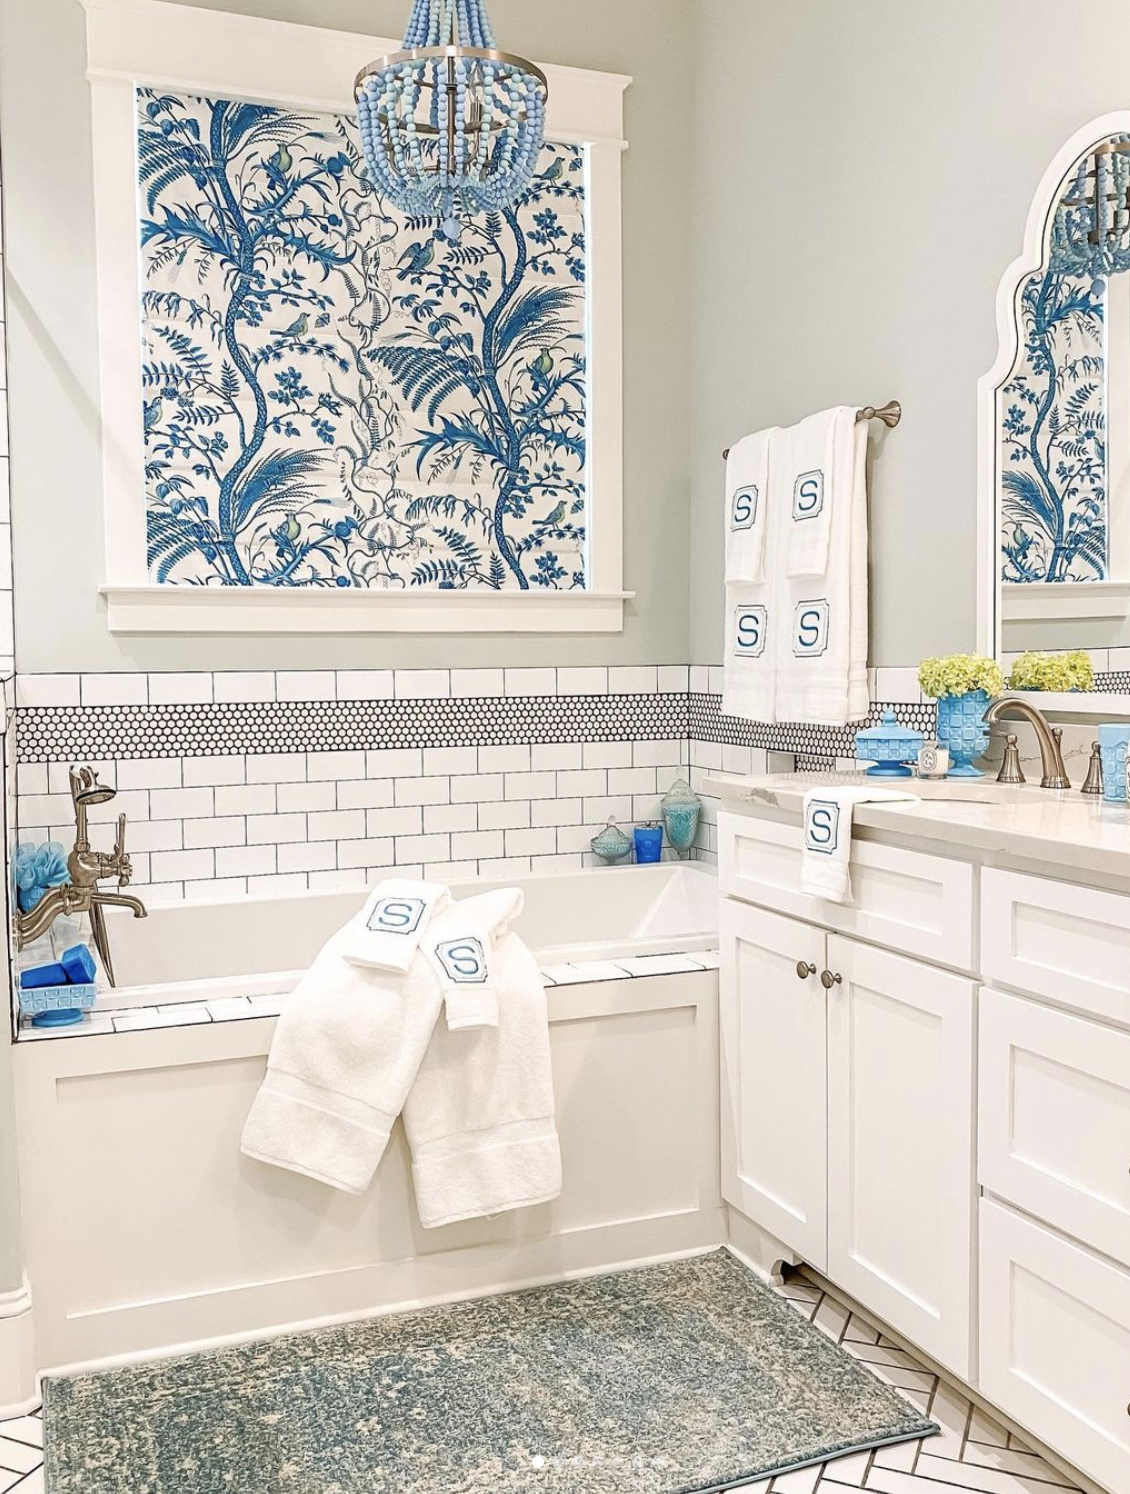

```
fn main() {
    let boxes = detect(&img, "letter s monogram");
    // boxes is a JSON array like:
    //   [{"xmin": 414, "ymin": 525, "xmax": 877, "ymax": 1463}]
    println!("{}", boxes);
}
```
[
  {"xmin": 435, "ymin": 937, "xmax": 488, "ymax": 984},
  {"xmin": 731, "ymin": 485, "xmax": 758, "ymax": 530},
  {"xmin": 793, "ymin": 470, "xmax": 824, "ymax": 520},
  {"xmin": 734, "ymin": 605, "xmax": 767, "ymax": 658}
]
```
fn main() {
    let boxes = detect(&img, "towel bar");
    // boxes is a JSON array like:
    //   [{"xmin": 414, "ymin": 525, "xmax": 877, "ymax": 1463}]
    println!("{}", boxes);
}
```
[{"xmin": 722, "ymin": 399, "xmax": 901, "ymax": 460}]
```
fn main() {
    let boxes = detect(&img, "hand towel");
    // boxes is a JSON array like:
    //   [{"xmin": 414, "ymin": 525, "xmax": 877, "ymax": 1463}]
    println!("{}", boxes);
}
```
[
  {"xmin": 800, "ymin": 786, "xmax": 918, "ymax": 903},
  {"xmin": 342, "ymin": 878, "xmax": 449, "ymax": 974},
  {"xmin": 725, "ymin": 428, "xmax": 777, "ymax": 583},
  {"xmin": 722, "ymin": 581, "xmax": 776, "ymax": 724},
  {"xmin": 784, "ymin": 407, "xmax": 855, "ymax": 579},
  {"xmin": 423, "ymin": 888, "xmax": 525, "ymax": 1032},
  {"xmin": 774, "ymin": 417, "xmax": 871, "ymax": 726}
]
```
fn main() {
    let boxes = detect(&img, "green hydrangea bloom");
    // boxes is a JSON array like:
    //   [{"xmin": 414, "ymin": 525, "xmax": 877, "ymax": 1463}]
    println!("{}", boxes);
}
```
[
  {"xmin": 1006, "ymin": 651, "xmax": 1094, "ymax": 692},
  {"xmin": 917, "ymin": 654, "xmax": 1005, "ymax": 700}
]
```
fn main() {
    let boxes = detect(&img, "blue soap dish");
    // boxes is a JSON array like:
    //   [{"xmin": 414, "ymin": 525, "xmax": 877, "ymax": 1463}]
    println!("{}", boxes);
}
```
[
  {"xmin": 854, "ymin": 710, "xmax": 925, "ymax": 779},
  {"xmin": 18, "ymin": 981, "xmax": 98, "ymax": 1027}
]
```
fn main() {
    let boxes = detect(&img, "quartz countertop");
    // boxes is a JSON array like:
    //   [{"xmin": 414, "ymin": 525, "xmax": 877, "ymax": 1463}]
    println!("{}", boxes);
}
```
[{"xmin": 703, "ymin": 770, "xmax": 1130, "ymax": 885}]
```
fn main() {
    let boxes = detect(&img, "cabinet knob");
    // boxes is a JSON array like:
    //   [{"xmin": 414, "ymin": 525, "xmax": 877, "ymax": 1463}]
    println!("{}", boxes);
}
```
[
  {"xmin": 796, "ymin": 961, "xmax": 817, "ymax": 980},
  {"xmin": 820, "ymin": 970, "xmax": 843, "ymax": 990}
]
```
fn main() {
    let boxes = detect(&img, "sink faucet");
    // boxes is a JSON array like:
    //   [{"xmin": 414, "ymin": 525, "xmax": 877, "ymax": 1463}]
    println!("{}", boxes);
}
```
[
  {"xmin": 15, "ymin": 766, "xmax": 147, "ymax": 986},
  {"xmin": 982, "ymin": 699, "xmax": 1070, "ymax": 789}
]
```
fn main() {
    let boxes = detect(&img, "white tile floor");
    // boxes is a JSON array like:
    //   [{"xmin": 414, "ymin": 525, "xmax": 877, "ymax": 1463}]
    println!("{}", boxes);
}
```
[{"xmin": 0, "ymin": 1269, "xmax": 1081, "ymax": 1494}]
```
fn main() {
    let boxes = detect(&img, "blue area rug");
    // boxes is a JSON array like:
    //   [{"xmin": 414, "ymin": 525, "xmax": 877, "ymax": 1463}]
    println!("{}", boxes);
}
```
[{"xmin": 44, "ymin": 1250, "xmax": 936, "ymax": 1492}]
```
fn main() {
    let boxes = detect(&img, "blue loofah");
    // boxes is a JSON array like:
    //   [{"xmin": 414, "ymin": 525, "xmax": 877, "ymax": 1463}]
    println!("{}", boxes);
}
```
[{"xmin": 13, "ymin": 841, "xmax": 70, "ymax": 913}]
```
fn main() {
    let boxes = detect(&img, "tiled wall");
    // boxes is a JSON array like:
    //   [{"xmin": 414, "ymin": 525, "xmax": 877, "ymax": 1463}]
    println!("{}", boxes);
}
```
[{"xmin": 11, "ymin": 665, "xmax": 935, "ymax": 902}]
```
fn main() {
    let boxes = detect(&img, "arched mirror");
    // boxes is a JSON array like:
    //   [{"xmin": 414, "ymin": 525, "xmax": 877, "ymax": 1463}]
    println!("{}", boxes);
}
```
[{"xmin": 980, "ymin": 112, "xmax": 1130, "ymax": 705}]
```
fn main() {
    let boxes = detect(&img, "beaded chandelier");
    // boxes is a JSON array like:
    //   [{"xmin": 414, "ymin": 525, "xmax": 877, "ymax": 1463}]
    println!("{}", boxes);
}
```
[
  {"xmin": 355, "ymin": 0, "xmax": 548, "ymax": 240},
  {"xmin": 1051, "ymin": 137, "xmax": 1130, "ymax": 279}
]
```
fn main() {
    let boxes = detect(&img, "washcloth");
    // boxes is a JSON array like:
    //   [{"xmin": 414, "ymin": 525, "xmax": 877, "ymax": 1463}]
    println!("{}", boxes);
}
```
[
  {"xmin": 774, "ymin": 414, "xmax": 870, "ymax": 726},
  {"xmin": 725, "ymin": 428, "xmax": 777, "ymax": 583},
  {"xmin": 342, "ymin": 878, "xmax": 450, "ymax": 974},
  {"xmin": 800, "ymin": 786, "xmax": 918, "ymax": 903},
  {"xmin": 241, "ymin": 887, "xmax": 561, "ymax": 1227}
]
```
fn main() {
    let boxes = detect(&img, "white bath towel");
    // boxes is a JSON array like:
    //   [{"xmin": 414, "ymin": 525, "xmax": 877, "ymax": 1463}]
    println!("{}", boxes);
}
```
[
  {"xmin": 725, "ymin": 428, "xmax": 777, "ymax": 583},
  {"xmin": 800, "ymin": 786, "xmax": 918, "ymax": 903},
  {"xmin": 342, "ymin": 878, "xmax": 449, "ymax": 974},
  {"xmin": 774, "ymin": 415, "xmax": 870, "ymax": 726},
  {"xmin": 722, "ymin": 582, "xmax": 776, "ymax": 724},
  {"xmin": 422, "ymin": 888, "xmax": 523, "ymax": 1032},
  {"xmin": 782, "ymin": 407, "xmax": 855, "ymax": 580},
  {"xmin": 240, "ymin": 887, "xmax": 561, "ymax": 1227}
]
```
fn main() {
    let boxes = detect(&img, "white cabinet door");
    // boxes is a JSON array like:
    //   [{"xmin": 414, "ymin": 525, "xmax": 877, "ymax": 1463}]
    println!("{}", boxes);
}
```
[
  {"xmin": 981, "ymin": 1198, "xmax": 1130, "ymax": 1494},
  {"xmin": 719, "ymin": 898, "xmax": 828, "ymax": 1270},
  {"xmin": 980, "ymin": 987, "xmax": 1130, "ymax": 1270},
  {"xmin": 826, "ymin": 935, "xmax": 976, "ymax": 1379}
]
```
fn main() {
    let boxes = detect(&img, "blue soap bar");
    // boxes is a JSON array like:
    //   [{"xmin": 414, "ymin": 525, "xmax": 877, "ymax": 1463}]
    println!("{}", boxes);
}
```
[{"xmin": 19, "ymin": 943, "xmax": 96, "ymax": 989}]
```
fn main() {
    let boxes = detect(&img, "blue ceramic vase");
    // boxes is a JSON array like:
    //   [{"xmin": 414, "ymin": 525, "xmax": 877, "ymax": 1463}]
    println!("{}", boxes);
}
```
[{"xmin": 935, "ymin": 689, "xmax": 990, "ymax": 778}]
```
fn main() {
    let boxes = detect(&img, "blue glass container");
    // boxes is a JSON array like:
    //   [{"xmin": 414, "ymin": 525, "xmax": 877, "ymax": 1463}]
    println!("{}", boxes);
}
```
[
  {"xmin": 935, "ymin": 690, "xmax": 991, "ymax": 778},
  {"xmin": 590, "ymin": 817, "xmax": 632, "ymax": 864},
  {"xmin": 661, "ymin": 779, "xmax": 701, "ymax": 852},
  {"xmin": 633, "ymin": 825, "xmax": 664, "ymax": 864},
  {"xmin": 1098, "ymin": 723, "xmax": 1130, "ymax": 801},
  {"xmin": 853, "ymin": 710, "xmax": 925, "ymax": 778}
]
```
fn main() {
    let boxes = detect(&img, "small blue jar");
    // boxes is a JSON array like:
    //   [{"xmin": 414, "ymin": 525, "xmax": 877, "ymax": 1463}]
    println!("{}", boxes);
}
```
[
  {"xmin": 1098, "ymin": 723, "xmax": 1130, "ymax": 801},
  {"xmin": 633, "ymin": 824, "xmax": 663, "ymax": 864},
  {"xmin": 854, "ymin": 710, "xmax": 925, "ymax": 778}
]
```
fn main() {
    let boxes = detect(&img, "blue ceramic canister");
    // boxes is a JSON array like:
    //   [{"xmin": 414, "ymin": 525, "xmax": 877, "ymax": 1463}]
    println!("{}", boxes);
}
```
[
  {"xmin": 1098, "ymin": 723, "xmax": 1130, "ymax": 801},
  {"xmin": 853, "ymin": 710, "xmax": 925, "ymax": 778}
]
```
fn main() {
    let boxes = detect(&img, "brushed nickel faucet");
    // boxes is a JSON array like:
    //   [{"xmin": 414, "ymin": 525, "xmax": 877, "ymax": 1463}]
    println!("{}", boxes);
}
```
[
  {"xmin": 15, "ymin": 766, "xmax": 147, "ymax": 985},
  {"xmin": 982, "ymin": 699, "xmax": 1070, "ymax": 789}
]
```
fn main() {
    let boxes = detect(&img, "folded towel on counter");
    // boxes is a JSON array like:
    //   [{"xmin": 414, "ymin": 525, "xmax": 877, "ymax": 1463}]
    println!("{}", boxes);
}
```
[
  {"xmin": 725, "ymin": 428, "xmax": 777, "ymax": 584},
  {"xmin": 800, "ymin": 786, "xmax": 918, "ymax": 903},
  {"xmin": 342, "ymin": 878, "xmax": 450, "ymax": 974},
  {"xmin": 240, "ymin": 886, "xmax": 561, "ymax": 1228},
  {"xmin": 774, "ymin": 412, "xmax": 870, "ymax": 727}
]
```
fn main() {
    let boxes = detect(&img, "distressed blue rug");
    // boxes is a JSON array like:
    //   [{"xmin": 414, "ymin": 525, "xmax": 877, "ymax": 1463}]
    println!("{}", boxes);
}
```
[{"xmin": 43, "ymin": 1250, "xmax": 936, "ymax": 1493}]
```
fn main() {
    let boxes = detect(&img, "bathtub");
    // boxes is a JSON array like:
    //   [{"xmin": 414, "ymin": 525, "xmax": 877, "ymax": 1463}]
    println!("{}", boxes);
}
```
[
  {"xmin": 91, "ymin": 860, "xmax": 720, "ymax": 1014},
  {"xmin": 14, "ymin": 862, "xmax": 724, "ymax": 1376}
]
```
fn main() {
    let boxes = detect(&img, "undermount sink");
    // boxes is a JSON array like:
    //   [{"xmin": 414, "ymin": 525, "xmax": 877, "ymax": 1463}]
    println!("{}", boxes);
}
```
[{"xmin": 904, "ymin": 778, "xmax": 1054, "ymax": 806}]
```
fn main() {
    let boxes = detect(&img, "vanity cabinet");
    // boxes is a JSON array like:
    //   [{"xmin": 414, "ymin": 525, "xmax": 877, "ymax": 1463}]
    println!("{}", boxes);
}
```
[{"xmin": 719, "ymin": 889, "xmax": 976, "ymax": 1377}]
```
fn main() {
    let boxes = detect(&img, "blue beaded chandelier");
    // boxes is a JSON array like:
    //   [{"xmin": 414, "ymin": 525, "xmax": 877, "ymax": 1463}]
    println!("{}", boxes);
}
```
[
  {"xmin": 1051, "ymin": 137, "xmax": 1130, "ymax": 279},
  {"xmin": 355, "ymin": 0, "xmax": 548, "ymax": 241}
]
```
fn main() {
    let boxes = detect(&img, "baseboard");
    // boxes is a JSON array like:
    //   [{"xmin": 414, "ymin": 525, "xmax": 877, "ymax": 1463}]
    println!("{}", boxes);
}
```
[
  {"xmin": 0, "ymin": 1275, "xmax": 38, "ymax": 1416},
  {"xmin": 724, "ymin": 1206, "xmax": 797, "ymax": 1286}
]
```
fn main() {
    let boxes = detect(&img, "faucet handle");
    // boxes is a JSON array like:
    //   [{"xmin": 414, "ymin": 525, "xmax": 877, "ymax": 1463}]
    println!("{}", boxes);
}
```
[{"xmin": 113, "ymin": 813, "xmax": 133, "ymax": 886}]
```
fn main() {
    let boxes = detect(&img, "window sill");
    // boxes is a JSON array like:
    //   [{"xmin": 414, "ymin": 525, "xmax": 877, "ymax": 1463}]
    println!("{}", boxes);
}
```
[
  {"xmin": 100, "ymin": 585, "xmax": 634, "ymax": 635},
  {"xmin": 1002, "ymin": 580, "xmax": 1130, "ymax": 621}
]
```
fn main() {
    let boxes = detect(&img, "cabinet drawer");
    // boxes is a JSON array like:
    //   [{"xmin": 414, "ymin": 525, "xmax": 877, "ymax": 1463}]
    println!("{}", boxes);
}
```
[
  {"xmin": 980, "ymin": 989, "xmax": 1130, "ymax": 1269},
  {"xmin": 718, "ymin": 810, "xmax": 975, "ymax": 969},
  {"xmin": 982, "ymin": 868, "xmax": 1130, "ymax": 1025},
  {"xmin": 980, "ymin": 1198, "xmax": 1130, "ymax": 1494}
]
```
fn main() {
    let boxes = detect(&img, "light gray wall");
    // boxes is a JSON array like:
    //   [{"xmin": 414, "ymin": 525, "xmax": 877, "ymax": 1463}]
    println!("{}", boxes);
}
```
[
  {"xmin": 689, "ymin": 0, "xmax": 1130, "ymax": 666},
  {"xmin": 0, "ymin": 0, "xmax": 694, "ymax": 673}
]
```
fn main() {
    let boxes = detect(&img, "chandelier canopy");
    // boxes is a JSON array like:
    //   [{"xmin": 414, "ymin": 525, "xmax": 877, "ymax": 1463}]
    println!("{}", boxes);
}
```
[{"xmin": 355, "ymin": 0, "xmax": 548, "ymax": 240}]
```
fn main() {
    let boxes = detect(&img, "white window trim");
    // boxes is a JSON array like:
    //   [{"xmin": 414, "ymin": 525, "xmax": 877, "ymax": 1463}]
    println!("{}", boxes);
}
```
[{"xmin": 84, "ymin": 0, "xmax": 632, "ymax": 634}]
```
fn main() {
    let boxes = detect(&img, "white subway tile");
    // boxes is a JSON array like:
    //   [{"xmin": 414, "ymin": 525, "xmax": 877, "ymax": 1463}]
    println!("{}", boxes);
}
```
[
  {"xmin": 477, "ymin": 799, "xmax": 530, "ymax": 830},
  {"xmin": 367, "ymin": 748, "xmax": 424, "ymax": 778},
  {"xmin": 609, "ymin": 767, "xmax": 657, "ymax": 794},
  {"xmin": 335, "ymin": 670, "xmax": 394, "ymax": 700},
  {"xmin": 307, "ymin": 750, "xmax": 366, "ymax": 781},
  {"xmin": 395, "ymin": 669, "xmax": 450, "ymax": 699},
  {"xmin": 216, "ymin": 844, "xmax": 276, "ymax": 879},
  {"xmin": 425, "ymin": 861, "xmax": 480, "ymax": 882},
  {"xmin": 88, "ymin": 789, "xmax": 149, "ymax": 825},
  {"xmin": 276, "ymin": 671, "xmax": 335, "ymax": 701},
  {"xmin": 114, "ymin": 758, "xmax": 183, "ymax": 790},
  {"xmin": 557, "ymin": 769, "xmax": 606, "ymax": 797},
  {"xmin": 478, "ymin": 743, "xmax": 531, "ymax": 773},
  {"xmin": 532, "ymin": 853, "xmax": 585, "ymax": 874},
  {"xmin": 307, "ymin": 809, "xmax": 366, "ymax": 841},
  {"xmin": 47, "ymin": 760, "xmax": 113, "ymax": 793},
  {"xmin": 367, "ymin": 806, "xmax": 424, "ymax": 838},
  {"xmin": 557, "ymin": 666, "xmax": 607, "ymax": 695},
  {"xmin": 336, "ymin": 837, "xmax": 396, "ymax": 870},
  {"xmin": 214, "ymin": 671, "xmax": 275, "ymax": 703},
  {"xmin": 690, "ymin": 666, "xmax": 710, "ymax": 693},
  {"xmin": 505, "ymin": 667, "xmax": 556, "ymax": 696},
  {"xmin": 658, "ymin": 665, "xmax": 689, "ymax": 693},
  {"xmin": 182, "ymin": 755, "xmax": 246, "ymax": 787},
  {"xmin": 247, "ymin": 873, "xmax": 309, "ymax": 897},
  {"xmin": 150, "ymin": 786, "xmax": 214, "ymax": 820},
  {"xmin": 708, "ymin": 666, "xmax": 725, "ymax": 695},
  {"xmin": 80, "ymin": 674, "xmax": 148, "ymax": 706},
  {"xmin": 423, "ymin": 745, "xmax": 477, "ymax": 775},
  {"xmin": 277, "ymin": 840, "xmax": 337, "ymax": 874},
  {"xmin": 394, "ymin": 833, "xmax": 450, "ymax": 863},
  {"xmin": 424, "ymin": 802, "xmax": 477, "ymax": 834},
  {"xmin": 276, "ymin": 780, "xmax": 336, "ymax": 814},
  {"xmin": 17, "ymin": 674, "xmax": 79, "ymax": 707},
  {"xmin": 531, "ymin": 798, "xmax": 583, "ymax": 827},
  {"xmin": 151, "ymin": 848, "xmax": 215, "ymax": 882},
  {"xmin": 722, "ymin": 744, "xmax": 753, "ymax": 776},
  {"xmin": 337, "ymin": 779, "xmax": 395, "ymax": 811},
  {"xmin": 308, "ymin": 868, "xmax": 368, "ymax": 892},
  {"xmin": 874, "ymin": 667, "xmax": 924, "ymax": 705},
  {"xmin": 16, "ymin": 764, "xmax": 48, "ymax": 796},
  {"xmin": 246, "ymin": 813, "xmax": 307, "ymax": 845},
  {"xmin": 214, "ymin": 784, "xmax": 276, "ymax": 817},
  {"xmin": 609, "ymin": 666, "xmax": 658, "ymax": 694},
  {"xmin": 557, "ymin": 824, "xmax": 598, "ymax": 853},
  {"xmin": 450, "ymin": 668, "xmax": 505, "ymax": 697},
  {"xmin": 631, "ymin": 793, "xmax": 663, "ymax": 821},
  {"xmin": 505, "ymin": 826, "xmax": 556, "ymax": 857},
  {"xmin": 182, "ymin": 817, "xmax": 247, "ymax": 850},
  {"xmin": 148, "ymin": 672, "xmax": 214, "ymax": 705},
  {"xmin": 246, "ymin": 753, "xmax": 307, "ymax": 783},
  {"xmin": 633, "ymin": 739, "xmax": 685, "ymax": 768},
  {"xmin": 583, "ymin": 741, "xmax": 632, "ymax": 769},
  {"xmin": 451, "ymin": 829, "xmax": 504, "ymax": 860},
  {"xmin": 531, "ymin": 742, "xmax": 582, "ymax": 771},
  {"xmin": 394, "ymin": 777, "xmax": 451, "ymax": 807},
  {"xmin": 478, "ymin": 856, "xmax": 531, "ymax": 878},
  {"xmin": 124, "ymin": 819, "xmax": 183, "ymax": 854},
  {"xmin": 18, "ymin": 793, "xmax": 74, "ymax": 826},
  {"xmin": 504, "ymin": 771, "xmax": 556, "ymax": 800},
  {"xmin": 583, "ymin": 796, "xmax": 633, "ymax": 823}
]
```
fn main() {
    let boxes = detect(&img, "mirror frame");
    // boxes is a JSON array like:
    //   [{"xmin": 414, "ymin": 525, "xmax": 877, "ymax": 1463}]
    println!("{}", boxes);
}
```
[{"xmin": 977, "ymin": 110, "xmax": 1130, "ymax": 712}]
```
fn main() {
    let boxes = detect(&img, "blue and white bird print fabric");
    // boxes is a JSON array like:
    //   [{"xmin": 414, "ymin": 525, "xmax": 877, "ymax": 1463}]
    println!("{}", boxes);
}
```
[{"xmin": 137, "ymin": 89, "xmax": 587, "ymax": 590}]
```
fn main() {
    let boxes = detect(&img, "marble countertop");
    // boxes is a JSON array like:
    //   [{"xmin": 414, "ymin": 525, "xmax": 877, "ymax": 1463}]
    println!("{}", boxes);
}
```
[{"xmin": 703, "ymin": 770, "xmax": 1130, "ymax": 883}]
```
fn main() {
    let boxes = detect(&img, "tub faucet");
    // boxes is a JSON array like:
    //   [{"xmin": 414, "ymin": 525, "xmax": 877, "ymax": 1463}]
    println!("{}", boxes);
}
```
[
  {"xmin": 982, "ymin": 698, "xmax": 1070, "ymax": 789},
  {"xmin": 15, "ymin": 766, "xmax": 147, "ymax": 986}
]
